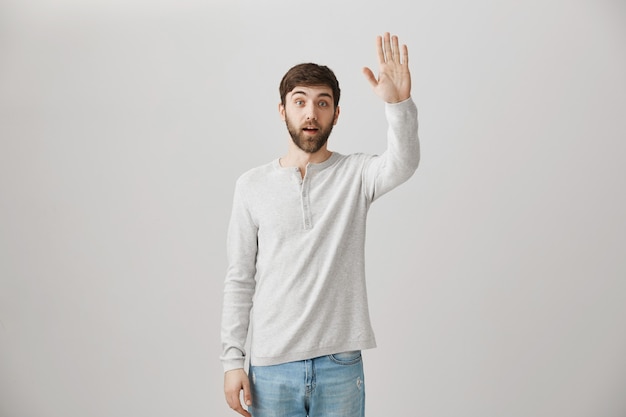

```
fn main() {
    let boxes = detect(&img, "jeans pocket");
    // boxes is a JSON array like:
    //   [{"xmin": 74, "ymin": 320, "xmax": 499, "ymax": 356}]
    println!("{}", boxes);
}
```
[{"xmin": 329, "ymin": 350, "xmax": 362, "ymax": 365}]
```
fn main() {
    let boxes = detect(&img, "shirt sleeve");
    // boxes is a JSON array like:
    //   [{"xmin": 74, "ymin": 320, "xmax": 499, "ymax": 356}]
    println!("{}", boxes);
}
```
[
  {"xmin": 220, "ymin": 178, "xmax": 258, "ymax": 372},
  {"xmin": 362, "ymin": 97, "xmax": 420, "ymax": 201}
]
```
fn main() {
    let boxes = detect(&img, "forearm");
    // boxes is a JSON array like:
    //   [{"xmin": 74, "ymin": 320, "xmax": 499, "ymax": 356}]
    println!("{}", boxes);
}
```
[
  {"xmin": 364, "ymin": 97, "xmax": 419, "ymax": 200},
  {"xmin": 220, "ymin": 271, "xmax": 255, "ymax": 372},
  {"xmin": 384, "ymin": 96, "xmax": 420, "ymax": 176}
]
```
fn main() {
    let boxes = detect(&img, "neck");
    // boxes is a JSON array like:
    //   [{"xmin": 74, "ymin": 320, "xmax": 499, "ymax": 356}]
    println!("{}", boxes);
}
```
[{"xmin": 279, "ymin": 144, "xmax": 333, "ymax": 178}]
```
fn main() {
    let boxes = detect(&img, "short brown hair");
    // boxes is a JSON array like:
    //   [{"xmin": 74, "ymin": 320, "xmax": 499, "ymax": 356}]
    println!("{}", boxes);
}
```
[{"xmin": 279, "ymin": 63, "xmax": 341, "ymax": 108}]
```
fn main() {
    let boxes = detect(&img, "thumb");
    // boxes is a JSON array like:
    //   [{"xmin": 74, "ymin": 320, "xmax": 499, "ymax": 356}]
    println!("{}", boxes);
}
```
[
  {"xmin": 362, "ymin": 67, "xmax": 377, "ymax": 88},
  {"xmin": 243, "ymin": 378, "xmax": 252, "ymax": 406}
]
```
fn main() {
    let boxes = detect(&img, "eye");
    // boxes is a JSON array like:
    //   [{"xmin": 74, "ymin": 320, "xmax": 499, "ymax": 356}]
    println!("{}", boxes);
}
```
[
  {"xmin": 295, "ymin": 99, "xmax": 304, "ymax": 106},
  {"xmin": 318, "ymin": 101, "xmax": 329, "ymax": 107}
]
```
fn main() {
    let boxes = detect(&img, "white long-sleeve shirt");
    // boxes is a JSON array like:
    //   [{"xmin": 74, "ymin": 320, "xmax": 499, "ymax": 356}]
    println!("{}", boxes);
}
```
[{"xmin": 220, "ymin": 97, "xmax": 420, "ymax": 371}]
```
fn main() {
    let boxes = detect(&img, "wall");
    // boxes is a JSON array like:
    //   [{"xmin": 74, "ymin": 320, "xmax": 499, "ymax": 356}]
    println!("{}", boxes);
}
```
[{"xmin": 1, "ymin": 1, "xmax": 625, "ymax": 416}]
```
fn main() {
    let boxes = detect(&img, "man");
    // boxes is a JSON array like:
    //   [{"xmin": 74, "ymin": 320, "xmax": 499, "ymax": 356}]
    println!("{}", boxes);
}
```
[{"xmin": 221, "ymin": 32, "xmax": 420, "ymax": 417}]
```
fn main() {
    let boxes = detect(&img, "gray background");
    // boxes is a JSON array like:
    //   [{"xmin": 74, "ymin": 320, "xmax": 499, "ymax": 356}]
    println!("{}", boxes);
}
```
[{"xmin": 1, "ymin": 0, "xmax": 625, "ymax": 416}]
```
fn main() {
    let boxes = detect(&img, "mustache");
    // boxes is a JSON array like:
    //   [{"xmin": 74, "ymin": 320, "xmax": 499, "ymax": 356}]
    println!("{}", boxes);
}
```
[{"xmin": 302, "ymin": 121, "xmax": 320, "ymax": 129}]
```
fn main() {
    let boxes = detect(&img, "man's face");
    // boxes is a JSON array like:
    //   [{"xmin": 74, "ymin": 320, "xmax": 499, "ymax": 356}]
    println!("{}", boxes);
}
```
[{"xmin": 280, "ymin": 85, "xmax": 340, "ymax": 154}]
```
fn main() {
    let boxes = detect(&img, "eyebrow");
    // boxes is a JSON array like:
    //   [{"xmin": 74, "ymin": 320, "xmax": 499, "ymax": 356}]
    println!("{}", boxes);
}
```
[{"xmin": 291, "ymin": 90, "xmax": 333, "ymax": 100}]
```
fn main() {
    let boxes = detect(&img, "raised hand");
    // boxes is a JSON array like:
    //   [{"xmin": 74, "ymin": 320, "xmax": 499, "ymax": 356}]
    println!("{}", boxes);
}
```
[{"xmin": 362, "ymin": 32, "xmax": 411, "ymax": 104}]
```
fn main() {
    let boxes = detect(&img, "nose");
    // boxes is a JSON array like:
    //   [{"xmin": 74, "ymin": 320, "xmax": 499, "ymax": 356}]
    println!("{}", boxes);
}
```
[{"xmin": 305, "ymin": 103, "xmax": 317, "ymax": 121}]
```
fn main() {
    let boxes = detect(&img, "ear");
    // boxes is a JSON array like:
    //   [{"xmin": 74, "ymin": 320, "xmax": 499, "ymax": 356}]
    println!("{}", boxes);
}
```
[
  {"xmin": 278, "ymin": 102, "xmax": 286, "ymax": 121},
  {"xmin": 333, "ymin": 105, "xmax": 341, "ymax": 125}
]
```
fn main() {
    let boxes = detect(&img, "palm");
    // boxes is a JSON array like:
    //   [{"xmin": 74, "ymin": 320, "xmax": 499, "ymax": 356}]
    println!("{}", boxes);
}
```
[{"xmin": 363, "ymin": 33, "xmax": 411, "ymax": 104}]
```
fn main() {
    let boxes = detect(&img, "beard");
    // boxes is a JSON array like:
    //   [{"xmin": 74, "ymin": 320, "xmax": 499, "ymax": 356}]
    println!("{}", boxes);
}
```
[{"xmin": 285, "ymin": 117, "xmax": 334, "ymax": 154}]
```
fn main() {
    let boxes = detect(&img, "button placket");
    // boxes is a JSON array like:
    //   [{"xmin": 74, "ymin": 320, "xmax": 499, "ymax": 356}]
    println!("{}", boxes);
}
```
[{"xmin": 301, "ymin": 174, "xmax": 313, "ymax": 230}]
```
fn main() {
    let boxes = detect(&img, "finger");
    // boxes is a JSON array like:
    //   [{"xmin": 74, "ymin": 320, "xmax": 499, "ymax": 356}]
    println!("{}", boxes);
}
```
[
  {"xmin": 226, "ymin": 393, "xmax": 251, "ymax": 417},
  {"xmin": 375, "ymin": 35, "xmax": 384, "ymax": 64},
  {"xmin": 362, "ymin": 67, "xmax": 377, "ymax": 88},
  {"xmin": 225, "ymin": 390, "xmax": 238, "ymax": 409},
  {"xmin": 234, "ymin": 405, "xmax": 251, "ymax": 417},
  {"xmin": 383, "ymin": 32, "xmax": 392, "ymax": 62},
  {"xmin": 402, "ymin": 44, "xmax": 409, "ymax": 66},
  {"xmin": 225, "ymin": 391, "xmax": 241, "ymax": 412},
  {"xmin": 391, "ymin": 34, "xmax": 400, "ymax": 62}
]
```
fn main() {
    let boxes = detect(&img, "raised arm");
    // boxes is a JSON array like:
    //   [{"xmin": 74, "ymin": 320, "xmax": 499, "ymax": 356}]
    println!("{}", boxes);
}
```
[
  {"xmin": 362, "ymin": 32, "xmax": 411, "ymax": 103},
  {"xmin": 361, "ymin": 32, "xmax": 420, "ymax": 201}
]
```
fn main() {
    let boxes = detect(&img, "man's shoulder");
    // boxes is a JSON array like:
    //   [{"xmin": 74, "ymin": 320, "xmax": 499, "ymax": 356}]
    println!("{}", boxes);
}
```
[
  {"xmin": 235, "ymin": 159, "xmax": 277, "ymax": 187},
  {"xmin": 335, "ymin": 152, "xmax": 377, "ymax": 168}
]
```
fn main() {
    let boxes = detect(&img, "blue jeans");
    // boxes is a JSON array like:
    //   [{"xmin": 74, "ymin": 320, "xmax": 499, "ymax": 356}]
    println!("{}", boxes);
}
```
[{"xmin": 249, "ymin": 351, "xmax": 365, "ymax": 417}]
